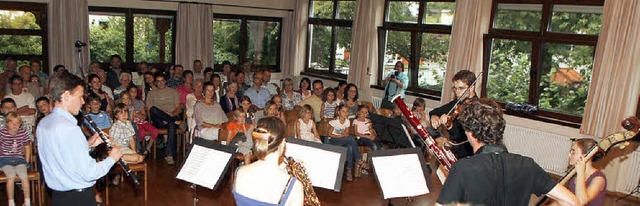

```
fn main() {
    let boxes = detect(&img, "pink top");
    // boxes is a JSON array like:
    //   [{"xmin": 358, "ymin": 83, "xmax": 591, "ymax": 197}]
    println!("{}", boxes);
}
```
[{"xmin": 176, "ymin": 84, "xmax": 194, "ymax": 106}]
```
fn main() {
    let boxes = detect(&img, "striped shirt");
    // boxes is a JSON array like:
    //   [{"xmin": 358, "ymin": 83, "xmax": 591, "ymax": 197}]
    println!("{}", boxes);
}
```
[
  {"xmin": 323, "ymin": 101, "xmax": 339, "ymax": 119},
  {"xmin": 0, "ymin": 127, "xmax": 30, "ymax": 159}
]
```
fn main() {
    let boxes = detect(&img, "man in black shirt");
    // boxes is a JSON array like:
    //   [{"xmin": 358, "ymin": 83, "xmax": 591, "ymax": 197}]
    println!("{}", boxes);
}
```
[
  {"xmin": 436, "ymin": 100, "xmax": 578, "ymax": 206},
  {"xmin": 429, "ymin": 70, "xmax": 477, "ymax": 158}
]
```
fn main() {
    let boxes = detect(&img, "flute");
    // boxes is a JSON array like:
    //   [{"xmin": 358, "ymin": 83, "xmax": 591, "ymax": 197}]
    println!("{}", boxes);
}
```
[{"xmin": 81, "ymin": 111, "xmax": 140, "ymax": 186}]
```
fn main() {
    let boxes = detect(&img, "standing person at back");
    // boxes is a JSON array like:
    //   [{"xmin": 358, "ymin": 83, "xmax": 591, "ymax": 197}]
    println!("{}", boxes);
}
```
[
  {"xmin": 436, "ymin": 99, "xmax": 578, "ymax": 206},
  {"xmin": 37, "ymin": 72, "xmax": 122, "ymax": 206}
]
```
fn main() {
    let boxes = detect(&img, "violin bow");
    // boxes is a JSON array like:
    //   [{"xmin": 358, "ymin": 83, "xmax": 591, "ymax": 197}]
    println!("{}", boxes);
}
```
[{"xmin": 446, "ymin": 72, "xmax": 483, "ymax": 115}]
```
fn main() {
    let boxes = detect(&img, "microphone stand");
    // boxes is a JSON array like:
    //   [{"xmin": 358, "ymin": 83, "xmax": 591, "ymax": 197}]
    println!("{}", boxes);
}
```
[{"xmin": 75, "ymin": 42, "xmax": 86, "ymax": 77}]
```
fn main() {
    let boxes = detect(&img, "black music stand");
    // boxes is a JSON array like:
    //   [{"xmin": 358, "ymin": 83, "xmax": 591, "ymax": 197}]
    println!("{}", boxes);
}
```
[{"xmin": 177, "ymin": 138, "xmax": 237, "ymax": 205}]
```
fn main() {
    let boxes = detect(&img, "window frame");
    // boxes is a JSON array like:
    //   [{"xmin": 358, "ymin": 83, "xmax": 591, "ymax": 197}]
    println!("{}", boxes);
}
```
[
  {"xmin": 88, "ymin": 7, "xmax": 176, "ymax": 69},
  {"xmin": 304, "ymin": 0, "xmax": 355, "ymax": 80},
  {"xmin": 376, "ymin": 0, "xmax": 456, "ymax": 101},
  {"xmin": 481, "ymin": 0, "xmax": 604, "ymax": 127},
  {"xmin": 212, "ymin": 13, "xmax": 283, "ymax": 73},
  {"xmin": 0, "ymin": 2, "xmax": 48, "ymax": 72}
]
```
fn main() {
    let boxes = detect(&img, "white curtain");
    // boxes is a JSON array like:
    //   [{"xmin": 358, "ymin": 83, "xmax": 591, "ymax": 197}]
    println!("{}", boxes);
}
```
[
  {"xmin": 176, "ymin": 3, "xmax": 214, "ymax": 69},
  {"xmin": 281, "ymin": 0, "xmax": 309, "ymax": 76},
  {"xmin": 580, "ymin": 0, "xmax": 640, "ymax": 137},
  {"xmin": 348, "ymin": 0, "xmax": 384, "ymax": 102},
  {"xmin": 440, "ymin": 0, "xmax": 492, "ymax": 103},
  {"xmin": 48, "ymin": 0, "xmax": 89, "ymax": 76}
]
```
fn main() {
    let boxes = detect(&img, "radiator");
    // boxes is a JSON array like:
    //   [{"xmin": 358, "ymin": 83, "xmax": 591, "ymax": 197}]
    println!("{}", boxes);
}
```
[
  {"xmin": 372, "ymin": 96, "xmax": 383, "ymax": 108},
  {"xmin": 621, "ymin": 151, "xmax": 640, "ymax": 196},
  {"xmin": 503, "ymin": 125, "xmax": 573, "ymax": 175}
]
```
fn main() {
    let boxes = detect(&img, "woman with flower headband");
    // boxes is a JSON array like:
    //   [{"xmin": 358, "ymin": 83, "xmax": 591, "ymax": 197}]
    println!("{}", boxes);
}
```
[{"xmin": 232, "ymin": 116, "xmax": 303, "ymax": 206}]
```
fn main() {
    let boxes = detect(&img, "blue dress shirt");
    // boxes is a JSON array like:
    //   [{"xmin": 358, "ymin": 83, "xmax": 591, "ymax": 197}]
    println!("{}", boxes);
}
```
[
  {"xmin": 37, "ymin": 107, "xmax": 116, "ymax": 191},
  {"xmin": 243, "ymin": 86, "xmax": 271, "ymax": 109}
]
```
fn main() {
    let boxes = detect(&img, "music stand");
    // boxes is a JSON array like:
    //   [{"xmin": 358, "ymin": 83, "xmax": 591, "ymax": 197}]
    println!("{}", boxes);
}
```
[
  {"xmin": 369, "ymin": 148, "xmax": 432, "ymax": 200},
  {"xmin": 177, "ymin": 138, "xmax": 237, "ymax": 205},
  {"xmin": 285, "ymin": 137, "xmax": 347, "ymax": 192}
]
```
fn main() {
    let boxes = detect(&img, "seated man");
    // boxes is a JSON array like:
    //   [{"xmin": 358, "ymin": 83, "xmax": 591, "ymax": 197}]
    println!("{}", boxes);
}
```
[
  {"xmin": 146, "ymin": 73, "xmax": 181, "ymax": 165},
  {"xmin": 296, "ymin": 80, "xmax": 324, "ymax": 122},
  {"xmin": 436, "ymin": 99, "xmax": 578, "ymax": 206},
  {"xmin": 5, "ymin": 75, "xmax": 36, "ymax": 129},
  {"xmin": 243, "ymin": 72, "xmax": 270, "ymax": 110}
]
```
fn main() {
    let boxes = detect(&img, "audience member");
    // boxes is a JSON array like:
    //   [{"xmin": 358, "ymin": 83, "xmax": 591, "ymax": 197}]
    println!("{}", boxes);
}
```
[
  {"xmin": 262, "ymin": 100, "xmax": 285, "ymax": 123},
  {"xmin": 261, "ymin": 69, "xmax": 279, "ymax": 96},
  {"xmin": 327, "ymin": 104, "xmax": 364, "ymax": 181},
  {"xmin": 0, "ymin": 112, "xmax": 32, "ymax": 206},
  {"xmin": 243, "ymin": 72, "xmax": 270, "ymax": 110},
  {"xmin": 0, "ymin": 98, "xmax": 34, "ymax": 141},
  {"xmin": 83, "ymin": 94, "xmax": 112, "ymax": 130},
  {"xmin": 226, "ymin": 109, "xmax": 254, "ymax": 165},
  {"xmin": 194, "ymin": 82, "xmax": 228, "ymax": 141},
  {"xmin": 87, "ymin": 74, "xmax": 113, "ymax": 115},
  {"xmin": 296, "ymin": 104, "xmax": 321, "ymax": 143},
  {"xmin": 203, "ymin": 67, "xmax": 214, "ymax": 83},
  {"xmin": 146, "ymin": 73, "xmax": 181, "ymax": 165},
  {"xmin": 219, "ymin": 60, "xmax": 233, "ymax": 84},
  {"xmin": 344, "ymin": 83, "xmax": 360, "ymax": 119},
  {"xmin": 320, "ymin": 88, "xmax": 339, "ymax": 121},
  {"xmin": 167, "ymin": 65, "xmax": 185, "ymax": 89},
  {"xmin": 113, "ymin": 71, "xmax": 133, "ymax": 100},
  {"xmin": 30, "ymin": 59, "xmax": 47, "ymax": 87},
  {"xmin": 176, "ymin": 70, "xmax": 194, "ymax": 107},
  {"xmin": 353, "ymin": 105, "xmax": 381, "ymax": 151},
  {"xmin": 0, "ymin": 57, "xmax": 17, "ymax": 92},
  {"xmin": 280, "ymin": 78, "xmax": 301, "ymax": 111},
  {"xmin": 192, "ymin": 60, "xmax": 204, "ymax": 80},
  {"xmin": 220, "ymin": 82, "xmax": 241, "ymax": 113},
  {"xmin": 211, "ymin": 74, "xmax": 224, "ymax": 102},
  {"xmin": 105, "ymin": 55, "xmax": 122, "ymax": 90},
  {"xmin": 335, "ymin": 80, "xmax": 347, "ymax": 102},
  {"xmin": 297, "ymin": 80, "xmax": 324, "ymax": 122},
  {"xmin": 125, "ymin": 85, "xmax": 158, "ymax": 156},
  {"xmin": 35, "ymin": 96, "xmax": 51, "ymax": 126},
  {"xmin": 109, "ymin": 103, "xmax": 145, "ymax": 164},
  {"xmin": 236, "ymin": 71, "xmax": 250, "ymax": 95},
  {"xmin": 5, "ymin": 75, "xmax": 36, "ymax": 126},
  {"xmin": 240, "ymin": 96, "xmax": 257, "ymax": 125},
  {"xmin": 297, "ymin": 77, "xmax": 312, "ymax": 100}
]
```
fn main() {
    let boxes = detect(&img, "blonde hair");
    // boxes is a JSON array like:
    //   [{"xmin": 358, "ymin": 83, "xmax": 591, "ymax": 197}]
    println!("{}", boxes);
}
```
[
  {"xmin": 5, "ymin": 112, "xmax": 21, "ymax": 125},
  {"xmin": 231, "ymin": 108, "xmax": 247, "ymax": 121},
  {"xmin": 253, "ymin": 116, "xmax": 286, "ymax": 160},
  {"xmin": 298, "ymin": 104, "xmax": 313, "ymax": 118}
]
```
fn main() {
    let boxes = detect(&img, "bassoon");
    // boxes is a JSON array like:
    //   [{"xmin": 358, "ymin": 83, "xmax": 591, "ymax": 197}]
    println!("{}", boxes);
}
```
[
  {"xmin": 392, "ymin": 94, "xmax": 457, "ymax": 171},
  {"xmin": 81, "ymin": 111, "xmax": 141, "ymax": 186}
]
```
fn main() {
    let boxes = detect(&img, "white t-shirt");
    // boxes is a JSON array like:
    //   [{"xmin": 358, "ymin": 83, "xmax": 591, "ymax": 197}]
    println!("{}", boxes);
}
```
[
  {"xmin": 329, "ymin": 119, "xmax": 350, "ymax": 136},
  {"xmin": 352, "ymin": 118, "xmax": 372, "ymax": 139},
  {"xmin": 5, "ymin": 91, "xmax": 36, "ymax": 125}
]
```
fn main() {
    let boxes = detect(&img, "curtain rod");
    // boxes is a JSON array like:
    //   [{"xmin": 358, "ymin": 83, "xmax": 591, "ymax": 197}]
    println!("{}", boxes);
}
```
[{"xmin": 144, "ymin": 0, "xmax": 294, "ymax": 12}]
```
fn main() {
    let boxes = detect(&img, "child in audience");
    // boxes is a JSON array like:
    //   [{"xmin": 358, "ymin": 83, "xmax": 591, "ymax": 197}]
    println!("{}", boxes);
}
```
[
  {"xmin": 35, "ymin": 96, "xmax": 51, "ymax": 125},
  {"xmin": 109, "ymin": 103, "xmax": 145, "ymax": 164},
  {"xmin": 240, "ymin": 96, "xmax": 256, "ymax": 124},
  {"xmin": 296, "ymin": 104, "xmax": 321, "ymax": 143},
  {"xmin": 320, "ymin": 88, "xmax": 339, "ymax": 122},
  {"xmin": 353, "ymin": 105, "xmax": 382, "ymax": 151},
  {"xmin": 122, "ymin": 88, "xmax": 159, "ymax": 156},
  {"xmin": 263, "ymin": 100, "xmax": 286, "ymax": 123},
  {"xmin": 226, "ymin": 109, "xmax": 254, "ymax": 165},
  {"xmin": 328, "ymin": 104, "xmax": 363, "ymax": 181},
  {"xmin": 84, "ymin": 94, "xmax": 112, "ymax": 130},
  {"xmin": 412, "ymin": 98, "xmax": 429, "ymax": 127},
  {"xmin": 0, "ymin": 112, "xmax": 31, "ymax": 206}
]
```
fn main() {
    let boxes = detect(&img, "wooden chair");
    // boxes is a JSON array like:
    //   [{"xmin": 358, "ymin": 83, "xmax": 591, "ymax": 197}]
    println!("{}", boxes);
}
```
[
  {"xmin": 156, "ymin": 127, "xmax": 184, "ymax": 158},
  {"xmin": 106, "ymin": 162, "xmax": 148, "ymax": 204},
  {"xmin": 0, "ymin": 142, "xmax": 43, "ymax": 206}
]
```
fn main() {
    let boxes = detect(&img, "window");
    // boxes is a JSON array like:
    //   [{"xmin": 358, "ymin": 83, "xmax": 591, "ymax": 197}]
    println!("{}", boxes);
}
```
[
  {"xmin": 89, "ymin": 7, "xmax": 175, "ymax": 66},
  {"xmin": 306, "ymin": 0, "xmax": 355, "ymax": 78},
  {"xmin": 0, "ymin": 2, "xmax": 47, "ymax": 72},
  {"xmin": 378, "ymin": 0, "xmax": 455, "ymax": 99},
  {"xmin": 213, "ymin": 14, "xmax": 282, "ymax": 72},
  {"xmin": 483, "ymin": 1, "xmax": 603, "ymax": 126}
]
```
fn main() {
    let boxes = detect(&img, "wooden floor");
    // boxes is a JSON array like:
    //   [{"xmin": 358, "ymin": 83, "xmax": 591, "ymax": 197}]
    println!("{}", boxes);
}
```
[{"xmin": 2, "ymin": 156, "xmax": 640, "ymax": 205}]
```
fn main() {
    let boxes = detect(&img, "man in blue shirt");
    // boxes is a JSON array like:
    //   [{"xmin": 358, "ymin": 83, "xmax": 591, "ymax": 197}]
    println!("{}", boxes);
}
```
[
  {"xmin": 381, "ymin": 61, "xmax": 408, "ymax": 109},
  {"xmin": 243, "ymin": 72, "xmax": 271, "ymax": 109},
  {"xmin": 37, "ymin": 72, "xmax": 122, "ymax": 206}
]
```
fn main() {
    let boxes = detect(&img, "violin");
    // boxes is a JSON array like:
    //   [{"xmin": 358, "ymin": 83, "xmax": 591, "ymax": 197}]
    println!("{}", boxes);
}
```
[{"xmin": 442, "ymin": 98, "xmax": 472, "ymax": 129}]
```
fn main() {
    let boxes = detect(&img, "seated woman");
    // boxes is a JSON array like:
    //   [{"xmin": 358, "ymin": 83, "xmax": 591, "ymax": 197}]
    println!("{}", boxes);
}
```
[
  {"xmin": 194, "ymin": 82, "xmax": 228, "ymax": 141},
  {"xmin": 327, "ymin": 104, "xmax": 364, "ymax": 181},
  {"xmin": 87, "ymin": 74, "xmax": 113, "ymax": 115},
  {"xmin": 549, "ymin": 138, "xmax": 606, "ymax": 206},
  {"xmin": 232, "ymin": 117, "xmax": 303, "ymax": 206},
  {"xmin": 280, "ymin": 78, "xmax": 302, "ymax": 111},
  {"xmin": 343, "ymin": 83, "xmax": 361, "ymax": 119},
  {"xmin": 176, "ymin": 70, "xmax": 195, "ymax": 108},
  {"xmin": 220, "ymin": 82, "xmax": 241, "ymax": 114},
  {"xmin": 296, "ymin": 104, "xmax": 321, "ymax": 143}
]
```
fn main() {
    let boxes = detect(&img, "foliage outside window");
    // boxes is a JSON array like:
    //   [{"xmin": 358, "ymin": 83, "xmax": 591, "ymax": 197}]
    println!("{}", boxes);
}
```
[
  {"xmin": 379, "ymin": 0, "xmax": 455, "ymax": 98},
  {"xmin": 89, "ymin": 8, "xmax": 175, "ymax": 65},
  {"xmin": 306, "ymin": 0, "xmax": 355, "ymax": 78},
  {"xmin": 484, "ymin": 1, "xmax": 603, "ymax": 125},
  {"xmin": 0, "ymin": 2, "xmax": 47, "ymax": 72},
  {"xmin": 213, "ymin": 14, "xmax": 281, "ymax": 72}
]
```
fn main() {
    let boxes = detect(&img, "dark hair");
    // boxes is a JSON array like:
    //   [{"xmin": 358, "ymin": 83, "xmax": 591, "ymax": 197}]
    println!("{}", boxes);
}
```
[
  {"xmin": 312, "ymin": 79, "xmax": 323, "ymax": 88},
  {"xmin": 336, "ymin": 81, "xmax": 347, "ymax": 90},
  {"xmin": 335, "ymin": 104, "xmax": 349, "ymax": 119},
  {"xmin": 125, "ymin": 84, "xmax": 139, "ymax": 99},
  {"xmin": 49, "ymin": 72, "xmax": 85, "ymax": 102},
  {"xmin": 113, "ymin": 103, "xmax": 129, "ymax": 118},
  {"xmin": 344, "ymin": 83, "xmax": 359, "ymax": 101},
  {"xmin": 574, "ymin": 138, "xmax": 604, "ymax": 162},
  {"xmin": 193, "ymin": 59, "xmax": 202, "ymax": 64},
  {"xmin": 253, "ymin": 116, "xmax": 286, "ymax": 160},
  {"xmin": 322, "ymin": 88, "xmax": 336, "ymax": 102},
  {"xmin": 452, "ymin": 70, "xmax": 476, "ymax": 87},
  {"xmin": 211, "ymin": 74, "xmax": 221, "ymax": 82},
  {"xmin": 86, "ymin": 94, "xmax": 101, "ymax": 103},
  {"xmin": 204, "ymin": 67, "xmax": 214, "ymax": 76},
  {"xmin": 9, "ymin": 75, "xmax": 22, "ymax": 84},
  {"xmin": 88, "ymin": 74, "xmax": 100, "ymax": 83},
  {"xmin": 459, "ymin": 99, "xmax": 505, "ymax": 145},
  {"xmin": 53, "ymin": 65, "xmax": 66, "ymax": 73},
  {"xmin": 412, "ymin": 98, "xmax": 426, "ymax": 109},
  {"xmin": 154, "ymin": 72, "xmax": 167, "ymax": 81},
  {"xmin": 1, "ymin": 98, "xmax": 16, "ymax": 107},
  {"xmin": 202, "ymin": 81, "xmax": 214, "ymax": 96},
  {"xmin": 299, "ymin": 78, "xmax": 311, "ymax": 90},
  {"xmin": 182, "ymin": 69, "xmax": 193, "ymax": 78},
  {"xmin": 36, "ymin": 96, "xmax": 50, "ymax": 105},
  {"xmin": 222, "ymin": 60, "xmax": 232, "ymax": 67},
  {"xmin": 174, "ymin": 64, "xmax": 184, "ymax": 70},
  {"xmin": 395, "ymin": 61, "xmax": 405, "ymax": 69},
  {"xmin": 110, "ymin": 55, "xmax": 122, "ymax": 62}
]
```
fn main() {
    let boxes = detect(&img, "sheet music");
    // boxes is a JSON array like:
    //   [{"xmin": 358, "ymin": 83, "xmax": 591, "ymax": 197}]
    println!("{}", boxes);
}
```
[
  {"xmin": 371, "ymin": 154, "xmax": 429, "ymax": 199},
  {"xmin": 286, "ymin": 142, "xmax": 341, "ymax": 190},
  {"xmin": 177, "ymin": 145, "xmax": 232, "ymax": 189}
]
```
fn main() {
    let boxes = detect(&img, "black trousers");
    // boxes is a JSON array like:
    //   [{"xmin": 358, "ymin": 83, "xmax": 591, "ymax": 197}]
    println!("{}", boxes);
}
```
[{"xmin": 52, "ymin": 187, "xmax": 96, "ymax": 206}]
